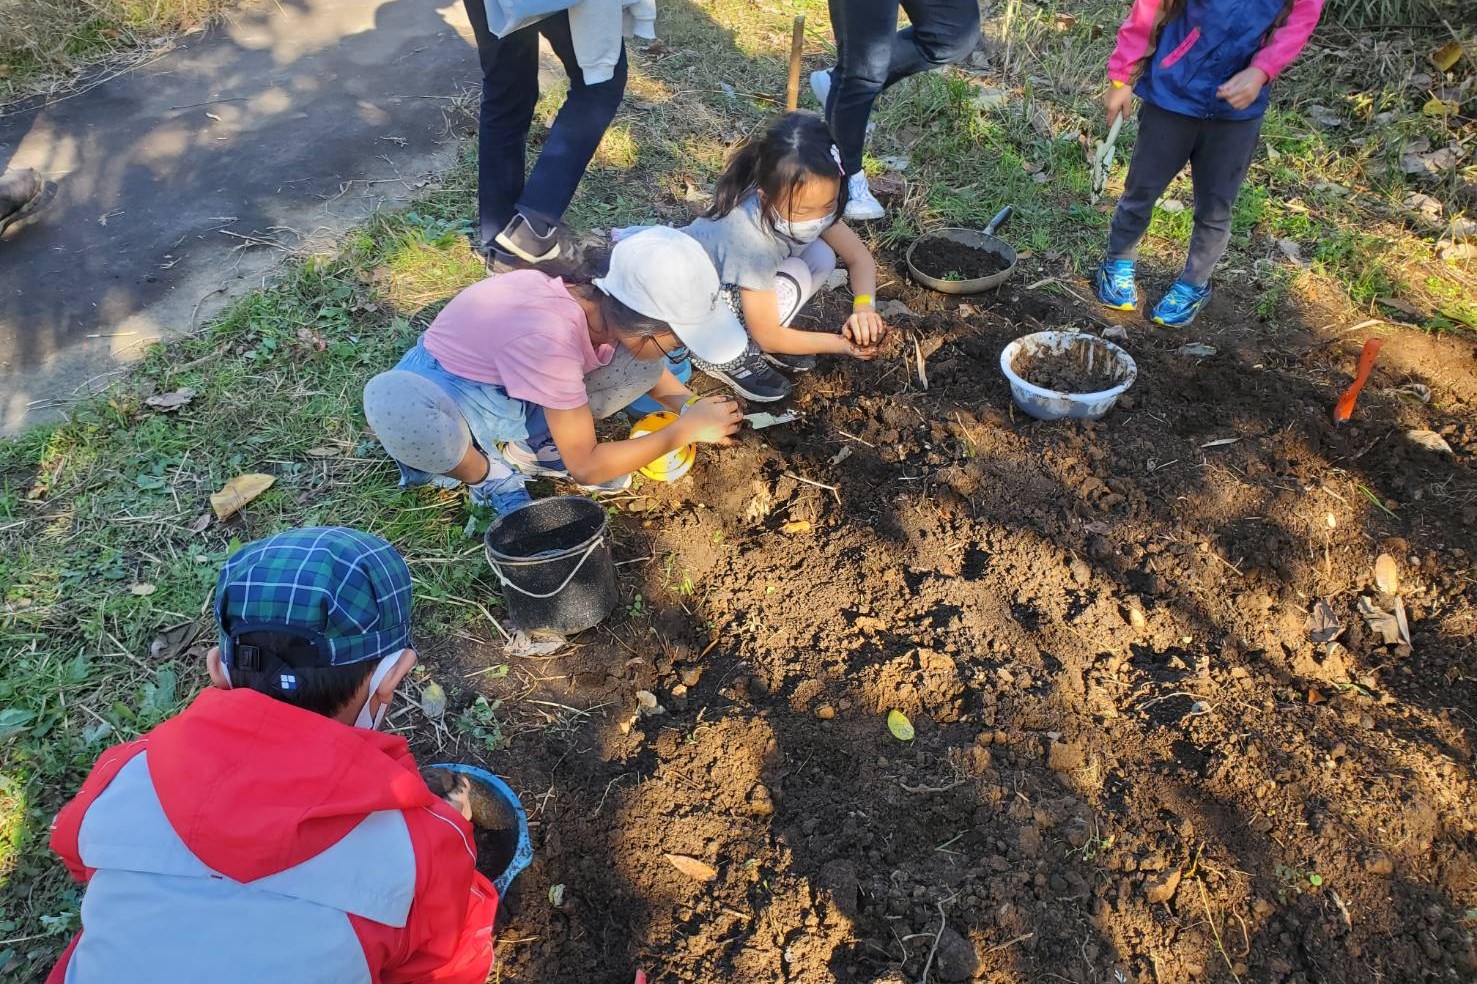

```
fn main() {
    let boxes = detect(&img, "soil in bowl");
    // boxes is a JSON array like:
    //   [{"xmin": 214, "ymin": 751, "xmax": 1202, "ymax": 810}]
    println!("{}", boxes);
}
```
[
  {"xmin": 426, "ymin": 767, "xmax": 521, "ymax": 882},
  {"xmin": 912, "ymin": 236, "xmax": 1010, "ymax": 281},
  {"xmin": 1012, "ymin": 337, "xmax": 1128, "ymax": 393}
]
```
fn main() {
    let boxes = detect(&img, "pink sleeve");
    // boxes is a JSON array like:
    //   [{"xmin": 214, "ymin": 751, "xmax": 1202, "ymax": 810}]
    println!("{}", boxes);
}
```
[
  {"xmin": 1251, "ymin": 0, "xmax": 1323, "ymax": 79},
  {"xmin": 1107, "ymin": 0, "xmax": 1163, "ymax": 83}
]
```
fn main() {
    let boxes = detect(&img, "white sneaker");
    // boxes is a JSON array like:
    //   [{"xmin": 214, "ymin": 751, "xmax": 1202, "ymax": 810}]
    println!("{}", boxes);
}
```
[
  {"xmin": 844, "ymin": 172, "xmax": 885, "ymax": 221},
  {"xmin": 810, "ymin": 69, "xmax": 832, "ymax": 109}
]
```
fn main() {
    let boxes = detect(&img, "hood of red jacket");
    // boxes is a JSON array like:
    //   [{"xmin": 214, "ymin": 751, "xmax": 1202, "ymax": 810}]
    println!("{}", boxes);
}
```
[{"xmin": 145, "ymin": 687, "xmax": 442, "ymax": 883}]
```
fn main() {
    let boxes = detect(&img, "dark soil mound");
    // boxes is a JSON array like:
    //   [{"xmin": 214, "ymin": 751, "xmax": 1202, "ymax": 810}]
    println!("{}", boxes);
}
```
[
  {"xmin": 418, "ymin": 251, "xmax": 1477, "ymax": 984},
  {"xmin": 912, "ymin": 235, "xmax": 1010, "ymax": 281}
]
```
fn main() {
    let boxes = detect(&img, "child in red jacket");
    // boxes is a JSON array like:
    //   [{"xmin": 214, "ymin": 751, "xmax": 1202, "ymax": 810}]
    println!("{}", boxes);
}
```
[
  {"xmin": 48, "ymin": 527, "xmax": 504, "ymax": 984},
  {"xmin": 1093, "ymin": 0, "xmax": 1323, "ymax": 327}
]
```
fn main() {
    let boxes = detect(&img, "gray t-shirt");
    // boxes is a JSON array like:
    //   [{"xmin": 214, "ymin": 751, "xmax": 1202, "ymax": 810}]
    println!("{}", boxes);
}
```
[{"xmin": 682, "ymin": 195, "xmax": 803, "ymax": 292}]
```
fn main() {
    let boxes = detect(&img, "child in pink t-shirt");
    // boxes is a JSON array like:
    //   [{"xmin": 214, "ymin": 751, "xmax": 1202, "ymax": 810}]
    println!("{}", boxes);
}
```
[{"xmin": 363, "ymin": 229, "xmax": 745, "ymax": 518}]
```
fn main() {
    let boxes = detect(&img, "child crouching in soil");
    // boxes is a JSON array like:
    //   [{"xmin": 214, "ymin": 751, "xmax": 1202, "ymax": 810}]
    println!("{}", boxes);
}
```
[
  {"xmin": 1094, "ymin": 0, "xmax": 1323, "ymax": 327},
  {"xmin": 46, "ymin": 527, "xmax": 507, "ymax": 984},
  {"xmin": 679, "ymin": 111, "xmax": 892, "ymax": 403}
]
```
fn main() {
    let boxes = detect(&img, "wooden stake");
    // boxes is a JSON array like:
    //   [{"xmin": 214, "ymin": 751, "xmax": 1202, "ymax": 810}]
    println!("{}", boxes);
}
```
[{"xmin": 785, "ymin": 14, "xmax": 806, "ymax": 111}]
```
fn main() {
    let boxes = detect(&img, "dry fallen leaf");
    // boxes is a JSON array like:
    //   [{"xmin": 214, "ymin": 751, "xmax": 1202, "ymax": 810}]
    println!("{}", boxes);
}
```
[
  {"xmin": 187, "ymin": 513, "xmax": 212, "ymax": 534},
  {"xmin": 145, "ymin": 388, "xmax": 196, "ymax": 411},
  {"xmin": 1431, "ymin": 41, "xmax": 1463, "ymax": 72},
  {"xmin": 150, "ymin": 621, "xmax": 201, "ymax": 662},
  {"xmin": 210, "ymin": 473, "xmax": 275, "ymax": 520},
  {"xmin": 420, "ymin": 681, "xmax": 447, "ymax": 720},
  {"xmin": 1421, "ymin": 97, "xmax": 1460, "ymax": 117},
  {"xmin": 1374, "ymin": 553, "xmax": 1399, "ymax": 595},
  {"xmin": 129, "ymin": 582, "xmax": 157, "ymax": 597},
  {"xmin": 1177, "ymin": 343, "xmax": 1217, "ymax": 357},
  {"xmin": 1358, "ymin": 595, "xmax": 1411, "ymax": 647},
  {"xmin": 1200, "ymin": 437, "xmax": 1241, "ymax": 449},
  {"xmin": 1306, "ymin": 599, "xmax": 1343, "ymax": 644},
  {"xmin": 664, "ymin": 854, "xmax": 718, "ymax": 882},
  {"xmin": 780, "ymin": 520, "xmax": 813, "ymax": 534},
  {"xmin": 1405, "ymin": 429, "xmax": 1453, "ymax": 454},
  {"xmin": 306, "ymin": 446, "xmax": 338, "ymax": 458}
]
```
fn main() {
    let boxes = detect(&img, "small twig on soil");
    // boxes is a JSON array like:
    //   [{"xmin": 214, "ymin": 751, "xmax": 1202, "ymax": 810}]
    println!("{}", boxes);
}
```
[
  {"xmin": 898, "ymin": 778, "xmax": 971, "ymax": 794},
  {"xmin": 1197, "ymin": 879, "xmax": 1242, "ymax": 984},
  {"xmin": 986, "ymin": 932, "xmax": 1034, "ymax": 954},
  {"xmin": 784, "ymin": 471, "xmax": 842, "ymax": 506},
  {"xmin": 1136, "ymin": 691, "xmax": 1209, "ymax": 710},
  {"xmin": 445, "ymin": 595, "xmax": 512, "ymax": 642},
  {"xmin": 217, "ymin": 228, "xmax": 295, "ymax": 251},
  {"xmin": 590, "ymin": 772, "xmax": 633, "ymax": 818},
  {"xmin": 836, "ymin": 429, "xmax": 876, "ymax": 448},
  {"xmin": 1205, "ymin": 550, "xmax": 1245, "ymax": 578},
  {"xmin": 917, "ymin": 894, "xmax": 958, "ymax": 984}
]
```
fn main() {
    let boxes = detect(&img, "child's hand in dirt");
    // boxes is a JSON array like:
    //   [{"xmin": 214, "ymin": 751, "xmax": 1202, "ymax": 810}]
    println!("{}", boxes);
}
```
[
  {"xmin": 846, "ymin": 340, "xmax": 881, "ymax": 361},
  {"xmin": 423, "ymin": 768, "xmax": 475, "ymax": 821},
  {"xmin": 1103, "ymin": 82, "xmax": 1134, "ymax": 127},
  {"xmin": 679, "ymin": 395, "xmax": 743, "ymax": 445},
  {"xmin": 844, "ymin": 309, "xmax": 888, "ymax": 348},
  {"xmin": 1216, "ymin": 66, "xmax": 1268, "ymax": 110}
]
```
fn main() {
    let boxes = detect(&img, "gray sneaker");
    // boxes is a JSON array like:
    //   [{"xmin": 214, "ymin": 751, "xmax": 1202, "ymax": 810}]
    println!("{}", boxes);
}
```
[
  {"xmin": 763, "ymin": 351, "xmax": 818, "ymax": 373},
  {"xmin": 693, "ymin": 343, "xmax": 792, "ymax": 402}
]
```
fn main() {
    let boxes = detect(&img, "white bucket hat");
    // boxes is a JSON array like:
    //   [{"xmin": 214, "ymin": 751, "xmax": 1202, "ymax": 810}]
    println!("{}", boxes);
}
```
[{"xmin": 593, "ymin": 227, "xmax": 747, "ymax": 365}]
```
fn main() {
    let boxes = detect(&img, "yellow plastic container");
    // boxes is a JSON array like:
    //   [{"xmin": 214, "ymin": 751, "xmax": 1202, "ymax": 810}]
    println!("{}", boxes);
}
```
[{"xmin": 629, "ymin": 411, "xmax": 695, "ymax": 483}]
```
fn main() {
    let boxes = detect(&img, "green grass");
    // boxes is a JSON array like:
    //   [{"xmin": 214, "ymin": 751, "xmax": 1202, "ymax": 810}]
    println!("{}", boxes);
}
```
[
  {"xmin": 0, "ymin": 0, "xmax": 231, "ymax": 105},
  {"xmin": 2, "ymin": 0, "xmax": 1474, "ymax": 977}
]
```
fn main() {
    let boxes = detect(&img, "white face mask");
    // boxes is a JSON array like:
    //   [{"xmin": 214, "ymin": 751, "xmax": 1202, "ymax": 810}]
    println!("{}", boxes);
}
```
[
  {"xmin": 353, "ymin": 651, "xmax": 404, "ymax": 730},
  {"xmin": 773, "ymin": 213, "xmax": 833, "ymax": 244}
]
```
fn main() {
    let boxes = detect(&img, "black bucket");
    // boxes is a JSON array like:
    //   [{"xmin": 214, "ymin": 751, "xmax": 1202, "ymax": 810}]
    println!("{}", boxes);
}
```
[{"xmin": 483, "ymin": 496, "xmax": 618, "ymax": 634}]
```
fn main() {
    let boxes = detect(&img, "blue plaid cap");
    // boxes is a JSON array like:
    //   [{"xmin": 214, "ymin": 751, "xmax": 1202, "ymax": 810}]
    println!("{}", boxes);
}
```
[{"xmin": 214, "ymin": 527, "xmax": 413, "ymax": 668}]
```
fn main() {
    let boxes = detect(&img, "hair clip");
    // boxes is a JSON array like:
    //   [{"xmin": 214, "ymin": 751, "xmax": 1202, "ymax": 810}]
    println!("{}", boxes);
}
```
[{"xmin": 830, "ymin": 145, "xmax": 845, "ymax": 176}]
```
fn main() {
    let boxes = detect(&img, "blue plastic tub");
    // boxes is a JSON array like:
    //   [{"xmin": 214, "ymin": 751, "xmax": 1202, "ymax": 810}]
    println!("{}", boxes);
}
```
[{"xmin": 427, "ymin": 763, "xmax": 533, "ymax": 896}]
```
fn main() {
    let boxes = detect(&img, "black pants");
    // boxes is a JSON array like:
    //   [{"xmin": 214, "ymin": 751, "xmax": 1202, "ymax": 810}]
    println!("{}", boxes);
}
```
[
  {"xmin": 823, "ymin": 0, "xmax": 979, "ymax": 175},
  {"xmin": 461, "ymin": 2, "xmax": 628, "ymax": 245},
  {"xmin": 1107, "ymin": 101, "xmax": 1263, "ymax": 286}
]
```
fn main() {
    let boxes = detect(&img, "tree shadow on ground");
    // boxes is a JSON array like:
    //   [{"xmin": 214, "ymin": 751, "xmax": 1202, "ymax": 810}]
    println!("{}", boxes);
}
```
[{"xmin": 0, "ymin": 0, "xmax": 477, "ymax": 428}]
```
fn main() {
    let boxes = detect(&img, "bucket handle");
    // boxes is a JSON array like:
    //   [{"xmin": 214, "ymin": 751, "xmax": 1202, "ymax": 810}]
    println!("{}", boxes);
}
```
[{"xmin": 488, "ymin": 536, "xmax": 606, "ymax": 600}]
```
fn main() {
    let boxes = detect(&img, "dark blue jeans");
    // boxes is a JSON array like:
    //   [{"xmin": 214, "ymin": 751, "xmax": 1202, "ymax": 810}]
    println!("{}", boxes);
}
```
[
  {"xmin": 1107, "ymin": 101, "xmax": 1264, "ymax": 286},
  {"xmin": 461, "ymin": 2, "xmax": 628, "ymax": 245},
  {"xmin": 823, "ymin": 0, "xmax": 979, "ymax": 175}
]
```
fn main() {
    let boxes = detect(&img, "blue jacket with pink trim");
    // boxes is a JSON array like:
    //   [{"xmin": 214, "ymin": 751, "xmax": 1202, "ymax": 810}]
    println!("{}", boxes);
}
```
[{"xmin": 1108, "ymin": 0, "xmax": 1324, "ymax": 121}]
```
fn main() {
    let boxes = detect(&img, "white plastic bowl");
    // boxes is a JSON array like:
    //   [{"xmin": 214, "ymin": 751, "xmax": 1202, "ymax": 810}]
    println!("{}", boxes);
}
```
[{"xmin": 999, "ymin": 331, "xmax": 1137, "ymax": 421}]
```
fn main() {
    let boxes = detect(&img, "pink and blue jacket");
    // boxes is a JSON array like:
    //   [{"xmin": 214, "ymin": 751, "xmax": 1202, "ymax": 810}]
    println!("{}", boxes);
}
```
[{"xmin": 1108, "ymin": 0, "xmax": 1323, "ymax": 120}]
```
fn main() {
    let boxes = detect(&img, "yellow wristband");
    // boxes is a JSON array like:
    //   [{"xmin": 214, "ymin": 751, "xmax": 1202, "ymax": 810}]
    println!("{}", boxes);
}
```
[
  {"xmin": 1111, "ymin": 79, "xmax": 1125, "ymax": 88},
  {"xmin": 852, "ymin": 294, "xmax": 874, "ymax": 308},
  {"xmin": 680, "ymin": 394, "xmax": 701, "ymax": 414}
]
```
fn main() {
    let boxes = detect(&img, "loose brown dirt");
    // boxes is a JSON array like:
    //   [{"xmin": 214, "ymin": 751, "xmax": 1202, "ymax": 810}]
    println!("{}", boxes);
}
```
[
  {"xmin": 415, "ymin": 251, "xmax": 1477, "ymax": 984},
  {"xmin": 911, "ymin": 236, "xmax": 1012, "ymax": 282},
  {"xmin": 1011, "ymin": 335, "xmax": 1129, "ymax": 394}
]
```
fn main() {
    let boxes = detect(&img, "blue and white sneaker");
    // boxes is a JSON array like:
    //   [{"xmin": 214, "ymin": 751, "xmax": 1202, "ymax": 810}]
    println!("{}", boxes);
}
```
[
  {"xmin": 1094, "ymin": 257, "xmax": 1138, "ymax": 311},
  {"xmin": 468, "ymin": 471, "xmax": 532, "ymax": 515},
  {"xmin": 501, "ymin": 440, "xmax": 632, "ymax": 493},
  {"xmin": 1150, "ymin": 280, "xmax": 1212, "ymax": 328}
]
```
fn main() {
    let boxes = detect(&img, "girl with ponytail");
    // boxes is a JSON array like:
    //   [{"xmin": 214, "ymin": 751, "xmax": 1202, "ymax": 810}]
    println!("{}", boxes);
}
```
[{"xmin": 679, "ymin": 111, "xmax": 890, "ymax": 403}]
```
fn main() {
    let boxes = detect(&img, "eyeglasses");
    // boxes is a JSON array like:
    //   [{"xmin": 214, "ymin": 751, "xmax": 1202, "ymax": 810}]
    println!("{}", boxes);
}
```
[{"xmin": 649, "ymin": 336, "xmax": 689, "ymax": 363}]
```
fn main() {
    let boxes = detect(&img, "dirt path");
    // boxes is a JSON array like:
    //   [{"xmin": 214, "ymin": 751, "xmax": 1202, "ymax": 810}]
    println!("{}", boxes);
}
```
[{"xmin": 0, "ymin": 0, "xmax": 483, "ymax": 435}]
